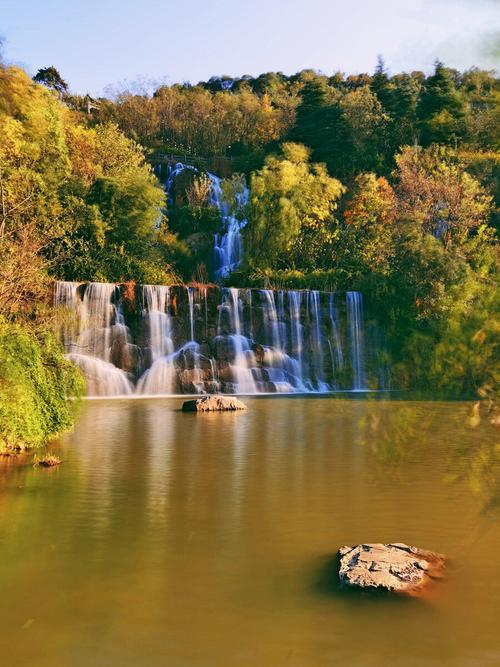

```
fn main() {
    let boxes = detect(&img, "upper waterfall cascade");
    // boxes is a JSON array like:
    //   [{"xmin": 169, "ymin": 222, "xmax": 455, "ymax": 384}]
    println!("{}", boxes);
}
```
[
  {"xmin": 162, "ymin": 162, "xmax": 248, "ymax": 280},
  {"xmin": 54, "ymin": 281, "xmax": 384, "ymax": 397}
]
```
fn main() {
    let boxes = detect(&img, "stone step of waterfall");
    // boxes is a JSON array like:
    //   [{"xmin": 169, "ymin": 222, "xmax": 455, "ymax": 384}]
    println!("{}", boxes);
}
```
[
  {"xmin": 251, "ymin": 368, "xmax": 265, "ymax": 381},
  {"xmin": 265, "ymin": 368, "xmax": 287, "ymax": 383}
]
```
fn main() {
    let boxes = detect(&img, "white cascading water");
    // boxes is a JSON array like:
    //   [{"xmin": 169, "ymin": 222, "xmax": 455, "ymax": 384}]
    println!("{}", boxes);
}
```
[
  {"xmin": 308, "ymin": 290, "xmax": 329, "ymax": 392},
  {"xmin": 164, "ymin": 162, "xmax": 197, "ymax": 207},
  {"xmin": 187, "ymin": 287, "xmax": 195, "ymax": 341},
  {"xmin": 346, "ymin": 291, "xmax": 367, "ymax": 391},
  {"xmin": 56, "ymin": 282, "xmax": 133, "ymax": 396},
  {"xmin": 137, "ymin": 285, "xmax": 207, "ymax": 395},
  {"xmin": 288, "ymin": 290, "xmax": 303, "ymax": 376},
  {"xmin": 55, "ymin": 283, "xmax": 371, "ymax": 397},
  {"xmin": 210, "ymin": 173, "xmax": 249, "ymax": 280},
  {"xmin": 258, "ymin": 290, "xmax": 305, "ymax": 393},
  {"xmin": 136, "ymin": 285, "xmax": 177, "ymax": 395},
  {"xmin": 261, "ymin": 290, "xmax": 281, "ymax": 350},
  {"xmin": 327, "ymin": 293, "xmax": 344, "ymax": 389},
  {"xmin": 216, "ymin": 287, "xmax": 257, "ymax": 394},
  {"xmin": 163, "ymin": 163, "xmax": 248, "ymax": 280}
]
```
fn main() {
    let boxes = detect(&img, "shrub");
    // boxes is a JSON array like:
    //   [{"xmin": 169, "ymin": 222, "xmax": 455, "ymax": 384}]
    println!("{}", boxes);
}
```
[{"xmin": 0, "ymin": 318, "xmax": 85, "ymax": 451}]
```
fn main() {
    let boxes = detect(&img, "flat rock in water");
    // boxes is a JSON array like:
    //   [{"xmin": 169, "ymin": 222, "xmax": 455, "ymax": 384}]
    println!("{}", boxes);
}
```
[
  {"xmin": 338, "ymin": 543, "xmax": 445, "ymax": 595},
  {"xmin": 182, "ymin": 395, "xmax": 247, "ymax": 412}
]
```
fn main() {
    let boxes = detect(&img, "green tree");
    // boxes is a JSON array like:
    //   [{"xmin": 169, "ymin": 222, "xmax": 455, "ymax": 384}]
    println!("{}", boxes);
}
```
[
  {"xmin": 0, "ymin": 66, "xmax": 72, "ymax": 314},
  {"xmin": 417, "ymin": 61, "xmax": 466, "ymax": 145},
  {"xmin": 370, "ymin": 56, "xmax": 393, "ymax": 111},
  {"xmin": 340, "ymin": 85, "xmax": 388, "ymax": 174},
  {"xmin": 244, "ymin": 143, "xmax": 345, "ymax": 269},
  {"xmin": 51, "ymin": 123, "xmax": 176, "ymax": 283}
]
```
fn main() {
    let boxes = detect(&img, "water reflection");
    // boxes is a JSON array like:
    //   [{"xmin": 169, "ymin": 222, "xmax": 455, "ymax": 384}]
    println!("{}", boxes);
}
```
[
  {"xmin": 0, "ymin": 398, "xmax": 499, "ymax": 667},
  {"xmin": 443, "ymin": 405, "xmax": 500, "ymax": 515},
  {"xmin": 344, "ymin": 399, "xmax": 500, "ymax": 514}
]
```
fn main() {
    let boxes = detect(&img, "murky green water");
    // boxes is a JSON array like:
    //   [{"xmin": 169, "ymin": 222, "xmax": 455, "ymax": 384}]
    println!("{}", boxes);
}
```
[{"xmin": 0, "ymin": 398, "xmax": 499, "ymax": 666}]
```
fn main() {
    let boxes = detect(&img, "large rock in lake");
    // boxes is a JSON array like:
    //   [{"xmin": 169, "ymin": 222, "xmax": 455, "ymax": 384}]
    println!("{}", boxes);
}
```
[
  {"xmin": 182, "ymin": 395, "xmax": 247, "ymax": 412},
  {"xmin": 338, "ymin": 543, "xmax": 445, "ymax": 595}
]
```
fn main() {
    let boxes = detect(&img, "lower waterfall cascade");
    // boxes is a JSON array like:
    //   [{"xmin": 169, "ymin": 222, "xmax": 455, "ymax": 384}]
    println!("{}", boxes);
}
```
[{"xmin": 54, "ymin": 281, "xmax": 387, "ymax": 397}]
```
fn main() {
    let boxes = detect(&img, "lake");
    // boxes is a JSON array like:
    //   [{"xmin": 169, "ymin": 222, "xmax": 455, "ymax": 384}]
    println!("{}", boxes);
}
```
[{"xmin": 0, "ymin": 397, "xmax": 498, "ymax": 666}]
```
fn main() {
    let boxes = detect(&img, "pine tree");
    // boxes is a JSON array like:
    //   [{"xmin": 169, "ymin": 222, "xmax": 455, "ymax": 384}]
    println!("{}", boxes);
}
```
[
  {"xmin": 370, "ymin": 56, "xmax": 393, "ymax": 111},
  {"xmin": 417, "ymin": 61, "xmax": 466, "ymax": 145},
  {"xmin": 33, "ymin": 66, "xmax": 68, "ymax": 96}
]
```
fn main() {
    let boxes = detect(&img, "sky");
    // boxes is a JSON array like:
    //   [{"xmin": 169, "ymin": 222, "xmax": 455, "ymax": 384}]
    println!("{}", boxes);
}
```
[{"xmin": 1, "ymin": 0, "xmax": 499, "ymax": 95}]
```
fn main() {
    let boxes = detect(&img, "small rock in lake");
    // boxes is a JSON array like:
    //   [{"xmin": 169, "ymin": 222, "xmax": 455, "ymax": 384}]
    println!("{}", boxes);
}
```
[
  {"xmin": 182, "ymin": 395, "xmax": 247, "ymax": 413},
  {"xmin": 338, "ymin": 543, "xmax": 445, "ymax": 595},
  {"xmin": 33, "ymin": 454, "xmax": 62, "ymax": 468}
]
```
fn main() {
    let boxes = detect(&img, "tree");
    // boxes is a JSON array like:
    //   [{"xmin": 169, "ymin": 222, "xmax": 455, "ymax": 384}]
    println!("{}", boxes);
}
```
[
  {"xmin": 54, "ymin": 122, "xmax": 175, "ymax": 283},
  {"xmin": 340, "ymin": 173, "xmax": 396, "ymax": 279},
  {"xmin": 244, "ymin": 143, "xmax": 345, "ymax": 269},
  {"xmin": 417, "ymin": 61, "xmax": 466, "ymax": 145},
  {"xmin": 394, "ymin": 145, "xmax": 493, "ymax": 246},
  {"xmin": 33, "ymin": 66, "xmax": 68, "ymax": 96},
  {"xmin": 0, "ymin": 65, "xmax": 73, "ymax": 313},
  {"xmin": 292, "ymin": 78, "xmax": 332, "ymax": 150},
  {"xmin": 291, "ymin": 77, "xmax": 350, "ymax": 175},
  {"xmin": 461, "ymin": 68, "xmax": 500, "ymax": 150},
  {"xmin": 339, "ymin": 85, "xmax": 388, "ymax": 173},
  {"xmin": 389, "ymin": 73, "xmax": 421, "ymax": 148},
  {"xmin": 0, "ymin": 64, "xmax": 179, "ymax": 288},
  {"xmin": 370, "ymin": 56, "xmax": 393, "ymax": 111}
]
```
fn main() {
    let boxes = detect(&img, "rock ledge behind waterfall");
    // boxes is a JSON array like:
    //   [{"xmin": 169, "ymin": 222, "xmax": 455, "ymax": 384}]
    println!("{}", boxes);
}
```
[
  {"xmin": 338, "ymin": 543, "xmax": 445, "ymax": 595},
  {"xmin": 182, "ymin": 395, "xmax": 247, "ymax": 412}
]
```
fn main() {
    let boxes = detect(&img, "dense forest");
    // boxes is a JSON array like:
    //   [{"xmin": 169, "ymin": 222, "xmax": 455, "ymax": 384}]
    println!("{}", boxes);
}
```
[{"xmin": 0, "ymin": 56, "xmax": 499, "ymax": 448}]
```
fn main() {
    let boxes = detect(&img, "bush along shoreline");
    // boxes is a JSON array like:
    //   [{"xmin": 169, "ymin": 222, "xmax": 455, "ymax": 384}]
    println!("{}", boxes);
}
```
[{"xmin": 0, "ymin": 318, "xmax": 85, "ymax": 454}]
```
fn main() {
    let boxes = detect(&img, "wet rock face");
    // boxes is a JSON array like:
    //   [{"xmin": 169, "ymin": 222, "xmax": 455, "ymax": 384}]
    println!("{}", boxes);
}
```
[
  {"xmin": 338, "ymin": 543, "xmax": 445, "ymax": 595},
  {"xmin": 182, "ymin": 395, "xmax": 247, "ymax": 412}
]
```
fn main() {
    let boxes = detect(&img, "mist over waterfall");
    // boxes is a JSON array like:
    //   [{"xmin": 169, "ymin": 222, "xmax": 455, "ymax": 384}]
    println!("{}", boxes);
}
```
[{"xmin": 54, "ymin": 282, "xmax": 380, "ymax": 397}]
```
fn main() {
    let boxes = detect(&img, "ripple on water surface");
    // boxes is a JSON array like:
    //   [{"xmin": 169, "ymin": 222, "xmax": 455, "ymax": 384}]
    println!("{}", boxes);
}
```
[{"xmin": 0, "ymin": 397, "xmax": 498, "ymax": 667}]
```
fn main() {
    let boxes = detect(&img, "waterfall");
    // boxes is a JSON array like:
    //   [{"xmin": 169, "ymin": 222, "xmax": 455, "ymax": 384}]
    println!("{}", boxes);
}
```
[
  {"xmin": 258, "ymin": 290, "xmax": 307, "ymax": 393},
  {"xmin": 164, "ymin": 162, "xmax": 197, "ymax": 206},
  {"xmin": 216, "ymin": 288, "xmax": 257, "ymax": 394},
  {"xmin": 328, "ymin": 293, "xmax": 344, "ymax": 378},
  {"xmin": 136, "ymin": 285, "xmax": 176, "ymax": 395},
  {"xmin": 307, "ymin": 291, "xmax": 327, "ymax": 391},
  {"xmin": 163, "ymin": 162, "xmax": 247, "ymax": 281},
  {"xmin": 142, "ymin": 285, "xmax": 174, "ymax": 361},
  {"xmin": 210, "ymin": 172, "xmax": 249, "ymax": 280},
  {"xmin": 54, "ymin": 282, "xmax": 134, "ymax": 396},
  {"xmin": 187, "ymin": 287, "xmax": 195, "ymax": 341},
  {"xmin": 55, "ymin": 282, "xmax": 377, "ymax": 397},
  {"xmin": 288, "ymin": 290, "xmax": 303, "ymax": 374},
  {"xmin": 347, "ymin": 291, "xmax": 367, "ymax": 391},
  {"xmin": 261, "ymin": 290, "xmax": 281, "ymax": 350}
]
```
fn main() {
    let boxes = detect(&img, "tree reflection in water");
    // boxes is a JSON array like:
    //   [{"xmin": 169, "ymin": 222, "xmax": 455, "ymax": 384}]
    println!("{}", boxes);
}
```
[{"xmin": 352, "ymin": 398, "xmax": 500, "ymax": 513}]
